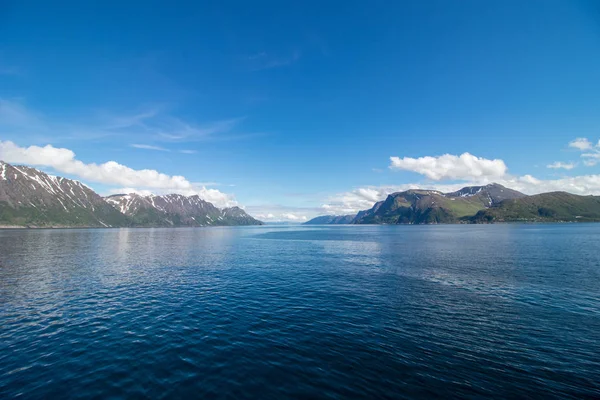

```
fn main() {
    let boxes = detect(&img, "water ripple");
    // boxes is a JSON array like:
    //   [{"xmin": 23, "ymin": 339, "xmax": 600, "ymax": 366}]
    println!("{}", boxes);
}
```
[{"xmin": 1, "ymin": 225, "xmax": 600, "ymax": 399}]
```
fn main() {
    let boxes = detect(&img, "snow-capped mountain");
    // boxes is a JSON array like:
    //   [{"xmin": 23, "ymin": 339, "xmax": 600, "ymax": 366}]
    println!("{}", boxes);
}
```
[
  {"xmin": 104, "ymin": 193, "xmax": 262, "ymax": 226},
  {"xmin": 0, "ymin": 161, "xmax": 129, "ymax": 227},
  {"xmin": 0, "ymin": 161, "xmax": 262, "ymax": 227},
  {"xmin": 444, "ymin": 183, "xmax": 525, "ymax": 205}
]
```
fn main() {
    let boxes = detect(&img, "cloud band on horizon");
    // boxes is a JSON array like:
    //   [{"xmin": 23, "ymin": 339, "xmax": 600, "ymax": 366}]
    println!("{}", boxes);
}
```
[{"xmin": 0, "ymin": 140, "xmax": 237, "ymax": 207}]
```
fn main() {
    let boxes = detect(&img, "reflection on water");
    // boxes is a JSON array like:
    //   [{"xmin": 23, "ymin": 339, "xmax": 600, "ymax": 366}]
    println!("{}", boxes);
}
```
[{"xmin": 1, "ymin": 225, "xmax": 600, "ymax": 399}]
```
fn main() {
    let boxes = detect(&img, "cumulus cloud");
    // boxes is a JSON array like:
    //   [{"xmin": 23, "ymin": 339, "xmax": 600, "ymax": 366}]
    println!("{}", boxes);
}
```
[
  {"xmin": 281, "ymin": 213, "xmax": 308, "ymax": 221},
  {"xmin": 547, "ymin": 161, "xmax": 575, "ymax": 170},
  {"xmin": 389, "ymin": 152, "xmax": 507, "ymax": 181},
  {"xmin": 321, "ymin": 173, "xmax": 600, "ymax": 215},
  {"xmin": 321, "ymin": 183, "xmax": 468, "ymax": 215},
  {"xmin": 569, "ymin": 138, "xmax": 594, "ymax": 151},
  {"xmin": 501, "ymin": 174, "xmax": 600, "ymax": 195},
  {"xmin": 0, "ymin": 140, "xmax": 237, "ymax": 207}
]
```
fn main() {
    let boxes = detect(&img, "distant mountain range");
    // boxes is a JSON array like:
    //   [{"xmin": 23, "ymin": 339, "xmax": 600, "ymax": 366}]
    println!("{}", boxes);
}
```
[
  {"xmin": 104, "ymin": 193, "xmax": 260, "ymax": 227},
  {"xmin": 0, "ymin": 161, "xmax": 262, "ymax": 228},
  {"xmin": 305, "ymin": 183, "xmax": 600, "ymax": 224},
  {"xmin": 4, "ymin": 160, "xmax": 599, "ymax": 228},
  {"xmin": 303, "ymin": 214, "xmax": 355, "ymax": 225}
]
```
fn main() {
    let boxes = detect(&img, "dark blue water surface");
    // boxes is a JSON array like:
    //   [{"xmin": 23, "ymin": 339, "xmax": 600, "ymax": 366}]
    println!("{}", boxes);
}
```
[{"xmin": 1, "ymin": 225, "xmax": 600, "ymax": 399}]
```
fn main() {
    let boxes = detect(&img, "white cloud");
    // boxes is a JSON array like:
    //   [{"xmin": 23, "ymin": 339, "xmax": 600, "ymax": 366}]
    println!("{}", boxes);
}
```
[
  {"xmin": 582, "ymin": 153, "xmax": 600, "ymax": 159},
  {"xmin": 179, "ymin": 149, "xmax": 197, "ymax": 154},
  {"xmin": 321, "ymin": 183, "xmax": 467, "ymax": 215},
  {"xmin": 255, "ymin": 213, "xmax": 276, "ymax": 220},
  {"xmin": 255, "ymin": 213, "xmax": 307, "ymax": 222},
  {"xmin": 569, "ymin": 138, "xmax": 594, "ymax": 151},
  {"xmin": 389, "ymin": 152, "xmax": 507, "ymax": 181},
  {"xmin": 568, "ymin": 138, "xmax": 600, "ymax": 166},
  {"xmin": 280, "ymin": 213, "xmax": 308, "ymax": 221},
  {"xmin": 246, "ymin": 203, "xmax": 320, "ymax": 222},
  {"xmin": 131, "ymin": 144, "xmax": 169, "ymax": 151},
  {"xmin": 501, "ymin": 174, "xmax": 600, "ymax": 195},
  {"xmin": 547, "ymin": 161, "xmax": 575, "ymax": 170},
  {"xmin": 107, "ymin": 188, "xmax": 154, "ymax": 196},
  {"xmin": 0, "ymin": 140, "xmax": 237, "ymax": 207},
  {"xmin": 321, "ymin": 174, "xmax": 600, "ymax": 215}
]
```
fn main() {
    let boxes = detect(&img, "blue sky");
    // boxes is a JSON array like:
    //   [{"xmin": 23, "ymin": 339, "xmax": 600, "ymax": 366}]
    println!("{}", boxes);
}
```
[{"xmin": 1, "ymin": 0, "xmax": 600, "ymax": 220}]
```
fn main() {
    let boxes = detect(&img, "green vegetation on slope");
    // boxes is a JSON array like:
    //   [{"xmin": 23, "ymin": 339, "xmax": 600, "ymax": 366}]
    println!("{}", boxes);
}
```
[
  {"xmin": 354, "ymin": 189, "xmax": 494, "ymax": 224},
  {"xmin": 0, "ymin": 201, "xmax": 132, "ymax": 227},
  {"xmin": 352, "ymin": 184, "xmax": 600, "ymax": 224},
  {"xmin": 470, "ymin": 192, "xmax": 600, "ymax": 223}
]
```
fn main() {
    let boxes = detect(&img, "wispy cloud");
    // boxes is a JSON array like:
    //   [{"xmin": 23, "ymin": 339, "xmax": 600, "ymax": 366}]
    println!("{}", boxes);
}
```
[
  {"xmin": 158, "ymin": 133, "xmax": 185, "ymax": 140},
  {"xmin": 547, "ymin": 161, "xmax": 576, "ymax": 170},
  {"xmin": 0, "ymin": 99, "xmax": 43, "ymax": 128},
  {"xmin": 103, "ymin": 108, "xmax": 162, "ymax": 130},
  {"xmin": 179, "ymin": 149, "xmax": 197, "ymax": 154},
  {"xmin": 130, "ymin": 143, "xmax": 170, "ymax": 151},
  {"xmin": 154, "ymin": 117, "xmax": 244, "ymax": 142},
  {"xmin": 0, "ymin": 98, "xmax": 253, "ymax": 145},
  {"xmin": 0, "ymin": 65, "xmax": 22, "ymax": 76},
  {"xmin": 247, "ymin": 50, "xmax": 301, "ymax": 71}
]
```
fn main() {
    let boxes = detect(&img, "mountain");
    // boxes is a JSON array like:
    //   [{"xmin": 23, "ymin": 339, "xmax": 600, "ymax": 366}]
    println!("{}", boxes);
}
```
[
  {"xmin": 304, "ymin": 215, "xmax": 355, "ymax": 224},
  {"xmin": 3, "ymin": 161, "xmax": 599, "ymax": 228},
  {"xmin": 0, "ymin": 161, "xmax": 262, "ymax": 228},
  {"xmin": 445, "ymin": 183, "xmax": 526, "ymax": 203},
  {"xmin": 0, "ymin": 161, "xmax": 130, "ymax": 227},
  {"xmin": 353, "ymin": 184, "xmax": 528, "ymax": 224},
  {"xmin": 105, "ymin": 193, "xmax": 262, "ymax": 226},
  {"xmin": 470, "ymin": 192, "xmax": 600, "ymax": 223}
]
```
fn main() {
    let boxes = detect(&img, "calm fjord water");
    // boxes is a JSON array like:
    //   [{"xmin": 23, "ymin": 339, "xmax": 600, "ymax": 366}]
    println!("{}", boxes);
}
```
[{"xmin": 1, "ymin": 225, "xmax": 599, "ymax": 399}]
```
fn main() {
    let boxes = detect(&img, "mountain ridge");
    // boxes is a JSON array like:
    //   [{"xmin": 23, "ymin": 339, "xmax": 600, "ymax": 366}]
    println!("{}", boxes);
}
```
[
  {"xmin": 104, "ymin": 193, "xmax": 261, "ymax": 226},
  {"xmin": 0, "ymin": 161, "xmax": 262, "ymax": 228},
  {"xmin": 351, "ymin": 184, "xmax": 527, "ymax": 224},
  {"xmin": 4, "ymin": 160, "xmax": 600, "ymax": 227},
  {"xmin": 310, "ymin": 183, "xmax": 600, "ymax": 224}
]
